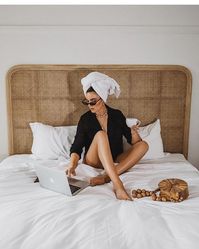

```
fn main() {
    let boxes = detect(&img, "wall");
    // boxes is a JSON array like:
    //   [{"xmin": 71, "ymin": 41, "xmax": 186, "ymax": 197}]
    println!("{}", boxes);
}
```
[{"xmin": 0, "ymin": 5, "xmax": 199, "ymax": 167}]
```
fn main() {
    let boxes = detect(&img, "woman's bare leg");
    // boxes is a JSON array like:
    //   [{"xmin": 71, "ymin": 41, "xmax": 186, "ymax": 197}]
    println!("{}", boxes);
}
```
[
  {"xmin": 84, "ymin": 130, "xmax": 131, "ymax": 200},
  {"xmin": 116, "ymin": 140, "xmax": 149, "ymax": 173},
  {"xmin": 100, "ymin": 141, "xmax": 149, "ymax": 182},
  {"xmin": 104, "ymin": 141, "xmax": 148, "ymax": 180}
]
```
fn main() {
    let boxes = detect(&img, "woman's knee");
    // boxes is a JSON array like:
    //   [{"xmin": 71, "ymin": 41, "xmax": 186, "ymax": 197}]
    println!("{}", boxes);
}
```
[{"xmin": 94, "ymin": 130, "xmax": 108, "ymax": 140}]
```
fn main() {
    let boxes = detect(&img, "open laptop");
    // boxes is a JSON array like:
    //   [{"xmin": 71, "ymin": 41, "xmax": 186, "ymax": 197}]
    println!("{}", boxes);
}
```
[{"xmin": 34, "ymin": 164, "xmax": 89, "ymax": 196}]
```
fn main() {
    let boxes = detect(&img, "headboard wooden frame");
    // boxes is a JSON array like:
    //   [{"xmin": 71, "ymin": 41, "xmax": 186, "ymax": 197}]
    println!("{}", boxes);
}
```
[{"xmin": 6, "ymin": 64, "xmax": 192, "ymax": 158}]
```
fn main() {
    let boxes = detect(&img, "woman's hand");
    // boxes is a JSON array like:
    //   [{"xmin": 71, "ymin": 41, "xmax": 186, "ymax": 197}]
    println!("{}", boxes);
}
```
[
  {"xmin": 65, "ymin": 163, "xmax": 77, "ymax": 177},
  {"xmin": 131, "ymin": 124, "xmax": 140, "ymax": 135},
  {"xmin": 66, "ymin": 152, "xmax": 80, "ymax": 177},
  {"xmin": 131, "ymin": 123, "xmax": 142, "ymax": 145}
]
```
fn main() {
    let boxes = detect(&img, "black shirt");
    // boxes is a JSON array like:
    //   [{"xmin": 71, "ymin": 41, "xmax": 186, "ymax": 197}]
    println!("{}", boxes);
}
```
[{"xmin": 70, "ymin": 105, "xmax": 132, "ymax": 161}]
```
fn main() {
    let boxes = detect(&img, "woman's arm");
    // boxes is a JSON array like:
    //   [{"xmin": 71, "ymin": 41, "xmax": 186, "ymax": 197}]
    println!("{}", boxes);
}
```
[
  {"xmin": 70, "ymin": 116, "xmax": 85, "ymax": 159},
  {"xmin": 119, "ymin": 110, "xmax": 142, "ymax": 145},
  {"xmin": 70, "ymin": 153, "xmax": 80, "ymax": 167},
  {"xmin": 131, "ymin": 125, "xmax": 142, "ymax": 145},
  {"xmin": 66, "ymin": 152, "xmax": 80, "ymax": 177},
  {"xmin": 66, "ymin": 116, "xmax": 86, "ymax": 176}
]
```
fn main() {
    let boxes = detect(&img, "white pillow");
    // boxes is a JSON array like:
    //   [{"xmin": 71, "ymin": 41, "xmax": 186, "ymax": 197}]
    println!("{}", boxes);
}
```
[
  {"xmin": 123, "ymin": 119, "xmax": 165, "ymax": 160},
  {"xmin": 29, "ymin": 122, "xmax": 77, "ymax": 160}
]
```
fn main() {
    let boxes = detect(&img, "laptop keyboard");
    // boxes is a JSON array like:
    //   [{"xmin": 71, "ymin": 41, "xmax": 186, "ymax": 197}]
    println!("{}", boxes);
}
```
[{"xmin": 69, "ymin": 184, "xmax": 81, "ymax": 194}]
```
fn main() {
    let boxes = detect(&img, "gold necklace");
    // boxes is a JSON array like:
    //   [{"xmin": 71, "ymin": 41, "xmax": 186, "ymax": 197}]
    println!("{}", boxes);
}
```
[{"xmin": 96, "ymin": 112, "xmax": 108, "ymax": 118}]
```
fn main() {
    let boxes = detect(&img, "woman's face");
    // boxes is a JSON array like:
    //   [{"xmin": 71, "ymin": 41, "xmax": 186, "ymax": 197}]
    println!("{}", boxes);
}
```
[{"xmin": 84, "ymin": 91, "xmax": 104, "ymax": 113}]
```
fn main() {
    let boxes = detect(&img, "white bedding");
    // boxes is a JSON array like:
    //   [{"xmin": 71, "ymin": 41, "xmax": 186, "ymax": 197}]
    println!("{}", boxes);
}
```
[{"xmin": 0, "ymin": 153, "xmax": 199, "ymax": 249}]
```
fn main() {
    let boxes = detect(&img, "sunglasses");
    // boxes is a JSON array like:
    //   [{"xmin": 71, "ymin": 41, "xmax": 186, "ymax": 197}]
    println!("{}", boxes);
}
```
[{"xmin": 81, "ymin": 98, "xmax": 101, "ymax": 106}]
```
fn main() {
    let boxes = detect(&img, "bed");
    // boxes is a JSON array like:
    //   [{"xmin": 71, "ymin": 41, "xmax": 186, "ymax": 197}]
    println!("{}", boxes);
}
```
[{"xmin": 1, "ymin": 64, "xmax": 199, "ymax": 249}]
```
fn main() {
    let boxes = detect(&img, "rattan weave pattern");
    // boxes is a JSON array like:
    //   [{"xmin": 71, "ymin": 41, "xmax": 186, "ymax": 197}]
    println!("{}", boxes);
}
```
[{"xmin": 6, "ymin": 65, "xmax": 192, "ymax": 157}]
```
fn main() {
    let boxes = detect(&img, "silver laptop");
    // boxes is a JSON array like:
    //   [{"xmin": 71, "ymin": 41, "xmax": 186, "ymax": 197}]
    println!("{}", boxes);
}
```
[{"xmin": 34, "ymin": 164, "xmax": 89, "ymax": 196}]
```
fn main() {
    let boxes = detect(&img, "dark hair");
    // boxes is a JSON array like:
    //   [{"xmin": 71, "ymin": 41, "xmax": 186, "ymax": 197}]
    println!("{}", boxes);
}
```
[{"xmin": 86, "ymin": 86, "xmax": 96, "ymax": 93}]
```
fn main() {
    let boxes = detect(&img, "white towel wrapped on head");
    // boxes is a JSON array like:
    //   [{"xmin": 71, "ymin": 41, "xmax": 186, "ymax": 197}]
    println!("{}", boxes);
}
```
[{"xmin": 81, "ymin": 72, "xmax": 121, "ymax": 102}]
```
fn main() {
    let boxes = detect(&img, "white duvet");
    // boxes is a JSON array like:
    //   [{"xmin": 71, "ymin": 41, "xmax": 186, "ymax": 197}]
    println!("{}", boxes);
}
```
[{"xmin": 0, "ymin": 154, "xmax": 199, "ymax": 249}]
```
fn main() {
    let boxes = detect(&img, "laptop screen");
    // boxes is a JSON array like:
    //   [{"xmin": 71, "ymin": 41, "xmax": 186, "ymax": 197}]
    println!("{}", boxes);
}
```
[{"xmin": 69, "ymin": 184, "xmax": 81, "ymax": 194}]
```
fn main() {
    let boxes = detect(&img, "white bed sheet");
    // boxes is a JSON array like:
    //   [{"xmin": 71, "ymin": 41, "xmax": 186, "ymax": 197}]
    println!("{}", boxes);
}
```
[{"xmin": 0, "ymin": 153, "xmax": 199, "ymax": 249}]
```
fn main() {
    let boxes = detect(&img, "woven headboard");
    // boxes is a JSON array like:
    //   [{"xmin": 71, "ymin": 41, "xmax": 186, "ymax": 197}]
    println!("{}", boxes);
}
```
[{"xmin": 6, "ymin": 64, "xmax": 192, "ymax": 158}]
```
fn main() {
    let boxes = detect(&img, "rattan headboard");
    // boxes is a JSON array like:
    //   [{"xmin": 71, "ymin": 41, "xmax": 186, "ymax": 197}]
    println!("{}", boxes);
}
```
[{"xmin": 6, "ymin": 64, "xmax": 192, "ymax": 158}]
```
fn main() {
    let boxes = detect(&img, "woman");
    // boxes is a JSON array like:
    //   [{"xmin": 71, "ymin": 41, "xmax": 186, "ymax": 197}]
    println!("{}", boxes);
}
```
[{"xmin": 66, "ymin": 72, "xmax": 149, "ymax": 201}]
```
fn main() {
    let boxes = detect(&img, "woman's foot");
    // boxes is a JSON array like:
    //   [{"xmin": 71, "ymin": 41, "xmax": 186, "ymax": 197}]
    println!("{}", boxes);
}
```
[
  {"xmin": 89, "ymin": 175, "xmax": 110, "ymax": 186},
  {"xmin": 114, "ymin": 188, "xmax": 132, "ymax": 201},
  {"xmin": 90, "ymin": 176, "xmax": 132, "ymax": 201}
]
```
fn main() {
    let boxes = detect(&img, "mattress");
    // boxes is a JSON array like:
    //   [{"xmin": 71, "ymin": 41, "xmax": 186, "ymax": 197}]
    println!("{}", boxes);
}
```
[{"xmin": 0, "ymin": 153, "xmax": 199, "ymax": 249}]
